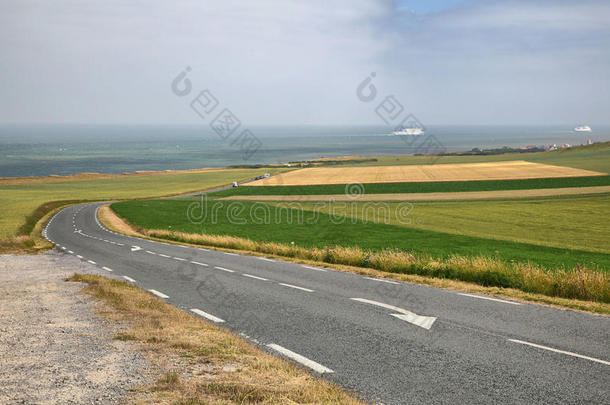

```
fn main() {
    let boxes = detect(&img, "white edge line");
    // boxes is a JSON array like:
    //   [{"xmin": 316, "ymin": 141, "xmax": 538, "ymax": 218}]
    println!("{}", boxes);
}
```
[
  {"xmin": 278, "ymin": 283, "xmax": 314, "ymax": 292},
  {"xmin": 158, "ymin": 253, "xmax": 171, "ymax": 258},
  {"xmin": 266, "ymin": 344, "xmax": 333, "ymax": 374},
  {"xmin": 102, "ymin": 266, "xmax": 113, "ymax": 272},
  {"xmin": 508, "ymin": 339, "xmax": 610, "ymax": 366},
  {"xmin": 148, "ymin": 289, "xmax": 169, "ymax": 299},
  {"xmin": 214, "ymin": 266, "xmax": 235, "ymax": 273},
  {"xmin": 122, "ymin": 275, "xmax": 136, "ymax": 283},
  {"xmin": 76, "ymin": 255, "xmax": 83, "ymax": 259},
  {"xmin": 87, "ymin": 260, "xmax": 96, "ymax": 265},
  {"xmin": 190, "ymin": 308, "xmax": 225, "ymax": 323},
  {"xmin": 243, "ymin": 273, "xmax": 268, "ymax": 281},
  {"xmin": 173, "ymin": 257, "xmax": 187, "ymax": 261},
  {"xmin": 301, "ymin": 265, "xmax": 327, "ymax": 272},
  {"xmin": 258, "ymin": 257, "xmax": 275, "ymax": 262},
  {"xmin": 458, "ymin": 293, "xmax": 522, "ymax": 305},
  {"xmin": 363, "ymin": 276, "xmax": 400, "ymax": 285}
]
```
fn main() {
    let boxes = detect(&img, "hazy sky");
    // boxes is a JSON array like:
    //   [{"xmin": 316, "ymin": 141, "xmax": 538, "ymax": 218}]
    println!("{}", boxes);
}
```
[{"xmin": 1, "ymin": 0, "xmax": 609, "ymax": 125}]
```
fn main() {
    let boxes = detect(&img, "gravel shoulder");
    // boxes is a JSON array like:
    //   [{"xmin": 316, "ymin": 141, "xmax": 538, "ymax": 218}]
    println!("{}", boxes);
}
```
[{"xmin": 0, "ymin": 251, "xmax": 149, "ymax": 404}]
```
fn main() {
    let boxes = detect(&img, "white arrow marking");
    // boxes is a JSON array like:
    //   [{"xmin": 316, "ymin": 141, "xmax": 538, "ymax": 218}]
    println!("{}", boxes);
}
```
[
  {"xmin": 351, "ymin": 298, "xmax": 437, "ymax": 330},
  {"xmin": 130, "ymin": 245, "xmax": 141, "ymax": 252}
]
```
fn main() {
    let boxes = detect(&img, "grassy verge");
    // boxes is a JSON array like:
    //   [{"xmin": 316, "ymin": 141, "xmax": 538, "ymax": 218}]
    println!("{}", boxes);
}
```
[
  {"xmin": 212, "ymin": 176, "xmax": 610, "ymax": 197},
  {"xmin": 68, "ymin": 274, "xmax": 361, "ymax": 404},
  {"xmin": 98, "ymin": 207, "xmax": 610, "ymax": 314}
]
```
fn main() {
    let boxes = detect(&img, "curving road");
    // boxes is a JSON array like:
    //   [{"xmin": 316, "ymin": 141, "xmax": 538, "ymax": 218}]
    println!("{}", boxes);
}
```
[{"xmin": 44, "ymin": 202, "xmax": 609, "ymax": 404}]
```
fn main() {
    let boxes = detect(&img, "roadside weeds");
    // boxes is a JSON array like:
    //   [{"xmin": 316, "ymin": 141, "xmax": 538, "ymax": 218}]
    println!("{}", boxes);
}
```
[{"xmin": 68, "ymin": 274, "xmax": 363, "ymax": 404}]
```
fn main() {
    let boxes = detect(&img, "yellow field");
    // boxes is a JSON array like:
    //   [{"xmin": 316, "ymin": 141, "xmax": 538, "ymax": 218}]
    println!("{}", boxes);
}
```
[{"xmin": 245, "ymin": 161, "xmax": 604, "ymax": 186}]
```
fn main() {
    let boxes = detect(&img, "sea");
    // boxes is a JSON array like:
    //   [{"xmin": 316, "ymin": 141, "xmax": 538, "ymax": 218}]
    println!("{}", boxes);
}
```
[{"xmin": 0, "ymin": 124, "xmax": 607, "ymax": 178}]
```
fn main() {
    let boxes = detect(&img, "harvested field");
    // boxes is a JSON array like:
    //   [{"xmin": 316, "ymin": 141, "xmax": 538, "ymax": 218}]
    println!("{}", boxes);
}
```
[
  {"xmin": 220, "ymin": 186, "xmax": 610, "ymax": 201},
  {"xmin": 246, "ymin": 161, "xmax": 604, "ymax": 186}
]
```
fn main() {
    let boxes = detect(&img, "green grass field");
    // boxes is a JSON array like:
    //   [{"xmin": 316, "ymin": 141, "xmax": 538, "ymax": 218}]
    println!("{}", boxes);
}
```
[
  {"xmin": 111, "ymin": 198, "xmax": 610, "ymax": 272},
  {"xmin": 0, "ymin": 168, "xmax": 285, "ymax": 239},
  {"xmin": 282, "ymin": 194, "xmax": 610, "ymax": 254},
  {"xmin": 210, "ymin": 175, "xmax": 610, "ymax": 197},
  {"xmin": 346, "ymin": 141, "xmax": 610, "ymax": 173}
]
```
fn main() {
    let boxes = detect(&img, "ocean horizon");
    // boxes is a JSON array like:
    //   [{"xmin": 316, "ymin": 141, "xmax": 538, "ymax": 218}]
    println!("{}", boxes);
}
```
[{"xmin": 1, "ymin": 123, "xmax": 607, "ymax": 178}]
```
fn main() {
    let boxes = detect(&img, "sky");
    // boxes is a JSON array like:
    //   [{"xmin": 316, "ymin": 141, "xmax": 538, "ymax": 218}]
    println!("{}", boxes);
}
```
[{"xmin": 1, "ymin": 0, "xmax": 609, "ymax": 126}]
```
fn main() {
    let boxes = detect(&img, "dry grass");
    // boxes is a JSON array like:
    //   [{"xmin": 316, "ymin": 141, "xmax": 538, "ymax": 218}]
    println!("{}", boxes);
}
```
[
  {"xmin": 246, "ymin": 161, "xmax": 603, "ymax": 186},
  {"xmin": 98, "ymin": 205, "xmax": 141, "ymax": 237},
  {"xmin": 68, "ymin": 274, "xmax": 363, "ymax": 404},
  {"xmin": 98, "ymin": 207, "xmax": 610, "ymax": 315},
  {"xmin": 220, "ymin": 186, "xmax": 610, "ymax": 201}
]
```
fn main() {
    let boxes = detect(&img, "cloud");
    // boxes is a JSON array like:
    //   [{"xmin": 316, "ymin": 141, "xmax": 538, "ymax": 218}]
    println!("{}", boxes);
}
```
[{"xmin": 0, "ymin": 0, "xmax": 608, "ymax": 125}]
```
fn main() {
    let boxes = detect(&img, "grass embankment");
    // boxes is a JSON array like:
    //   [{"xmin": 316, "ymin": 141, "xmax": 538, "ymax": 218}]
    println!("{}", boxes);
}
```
[
  {"xmin": 211, "ymin": 176, "xmax": 610, "ymax": 197},
  {"xmin": 281, "ymin": 194, "xmax": 610, "ymax": 254},
  {"xmin": 110, "ymin": 199, "xmax": 610, "ymax": 303},
  {"xmin": 68, "ymin": 274, "xmax": 360, "ymax": 404},
  {"xmin": 0, "ymin": 168, "xmax": 286, "ymax": 252}
]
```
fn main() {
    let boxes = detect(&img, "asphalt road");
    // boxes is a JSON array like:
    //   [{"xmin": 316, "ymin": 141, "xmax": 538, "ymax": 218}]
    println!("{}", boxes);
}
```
[{"xmin": 44, "ymin": 202, "xmax": 609, "ymax": 404}]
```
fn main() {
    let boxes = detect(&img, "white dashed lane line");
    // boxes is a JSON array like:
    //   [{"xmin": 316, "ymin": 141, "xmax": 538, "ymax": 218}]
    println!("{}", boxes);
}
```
[
  {"xmin": 214, "ymin": 266, "xmax": 235, "ymax": 273},
  {"xmin": 266, "ymin": 344, "xmax": 333, "ymax": 374},
  {"xmin": 243, "ymin": 273, "xmax": 268, "ymax": 281},
  {"xmin": 278, "ymin": 283, "xmax": 314, "ymax": 292},
  {"xmin": 191, "ymin": 308, "xmax": 225, "ymax": 323},
  {"xmin": 102, "ymin": 266, "xmax": 113, "ymax": 272},
  {"xmin": 87, "ymin": 260, "xmax": 96, "ymax": 265},
  {"xmin": 158, "ymin": 253, "xmax": 171, "ymax": 258},
  {"xmin": 508, "ymin": 339, "xmax": 610, "ymax": 366},
  {"xmin": 173, "ymin": 257, "xmax": 187, "ymax": 261},
  {"xmin": 122, "ymin": 276, "xmax": 136, "ymax": 283},
  {"xmin": 146, "ymin": 250, "xmax": 157, "ymax": 255},
  {"xmin": 190, "ymin": 261, "xmax": 208, "ymax": 267},
  {"xmin": 148, "ymin": 289, "xmax": 169, "ymax": 299}
]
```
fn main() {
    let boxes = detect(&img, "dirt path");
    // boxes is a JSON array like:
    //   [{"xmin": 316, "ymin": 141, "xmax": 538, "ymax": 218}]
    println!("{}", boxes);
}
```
[{"xmin": 0, "ymin": 252, "xmax": 148, "ymax": 404}]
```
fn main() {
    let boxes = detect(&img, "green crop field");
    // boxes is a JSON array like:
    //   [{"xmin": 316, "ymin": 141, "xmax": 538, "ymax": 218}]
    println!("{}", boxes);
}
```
[
  {"xmin": 210, "ymin": 175, "xmax": 610, "ymax": 197},
  {"xmin": 111, "ymin": 198, "xmax": 610, "ymax": 272},
  {"xmin": 0, "ymin": 168, "xmax": 286, "ymax": 239},
  {"xmin": 281, "ymin": 194, "xmax": 610, "ymax": 254},
  {"xmin": 345, "ymin": 141, "xmax": 610, "ymax": 173}
]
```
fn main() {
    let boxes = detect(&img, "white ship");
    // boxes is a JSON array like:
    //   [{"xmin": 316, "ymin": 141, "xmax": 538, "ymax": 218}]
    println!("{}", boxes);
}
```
[
  {"xmin": 574, "ymin": 125, "xmax": 592, "ymax": 132},
  {"xmin": 392, "ymin": 127, "xmax": 424, "ymax": 136}
]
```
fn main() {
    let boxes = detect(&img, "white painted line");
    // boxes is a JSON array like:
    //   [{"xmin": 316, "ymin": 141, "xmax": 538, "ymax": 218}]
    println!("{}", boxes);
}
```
[
  {"xmin": 148, "ymin": 289, "xmax": 169, "ymax": 299},
  {"xmin": 190, "ymin": 261, "xmax": 208, "ymax": 267},
  {"xmin": 61, "ymin": 246, "xmax": 66, "ymax": 250},
  {"xmin": 508, "ymin": 339, "xmax": 610, "ymax": 366},
  {"xmin": 279, "ymin": 283, "xmax": 314, "ymax": 292},
  {"xmin": 102, "ymin": 266, "xmax": 113, "ymax": 272},
  {"xmin": 223, "ymin": 252, "xmax": 238, "ymax": 256},
  {"xmin": 257, "ymin": 257, "xmax": 275, "ymax": 262},
  {"xmin": 130, "ymin": 245, "xmax": 142, "ymax": 252},
  {"xmin": 190, "ymin": 308, "xmax": 225, "ymax": 323},
  {"xmin": 146, "ymin": 250, "xmax": 157, "ymax": 255},
  {"xmin": 266, "ymin": 344, "xmax": 333, "ymax": 374},
  {"xmin": 87, "ymin": 260, "xmax": 96, "ymax": 265},
  {"xmin": 301, "ymin": 265, "xmax": 327, "ymax": 272},
  {"xmin": 351, "ymin": 298, "xmax": 437, "ymax": 330},
  {"xmin": 116, "ymin": 243, "xmax": 124, "ymax": 246},
  {"xmin": 458, "ymin": 293, "xmax": 522, "ymax": 306},
  {"xmin": 173, "ymin": 257, "xmax": 187, "ymax": 261},
  {"xmin": 76, "ymin": 255, "xmax": 83, "ymax": 259},
  {"xmin": 68, "ymin": 250, "xmax": 74, "ymax": 254},
  {"xmin": 158, "ymin": 253, "xmax": 171, "ymax": 258},
  {"xmin": 122, "ymin": 275, "xmax": 136, "ymax": 283},
  {"xmin": 243, "ymin": 273, "xmax": 268, "ymax": 281},
  {"xmin": 214, "ymin": 266, "xmax": 235, "ymax": 273},
  {"xmin": 364, "ymin": 276, "xmax": 400, "ymax": 285}
]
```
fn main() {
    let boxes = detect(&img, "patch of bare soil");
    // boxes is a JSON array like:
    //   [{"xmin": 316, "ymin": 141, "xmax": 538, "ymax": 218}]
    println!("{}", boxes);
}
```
[{"xmin": 0, "ymin": 252, "xmax": 149, "ymax": 404}]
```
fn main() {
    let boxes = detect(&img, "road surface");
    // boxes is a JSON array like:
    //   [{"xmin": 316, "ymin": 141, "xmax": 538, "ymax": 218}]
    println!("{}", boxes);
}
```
[{"xmin": 44, "ymin": 202, "xmax": 609, "ymax": 404}]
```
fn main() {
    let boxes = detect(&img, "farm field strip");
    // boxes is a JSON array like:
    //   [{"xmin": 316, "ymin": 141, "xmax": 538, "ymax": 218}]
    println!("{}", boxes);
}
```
[
  {"xmin": 220, "ymin": 185, "xmax": 610, "ymax": 201},
  {"xmin": 246, "ymin": 161, "xmax": 604, "ymax": 186}
]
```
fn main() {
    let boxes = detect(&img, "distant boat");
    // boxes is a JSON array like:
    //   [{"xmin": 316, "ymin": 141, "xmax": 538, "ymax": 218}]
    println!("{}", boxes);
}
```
[
  {"xmin": 574, "ymin": 125, "xmax": 592, "ymax": 132},
  {"xmin": 392, "ymin": 127, "xmax": 424, "ymax": 136}
]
